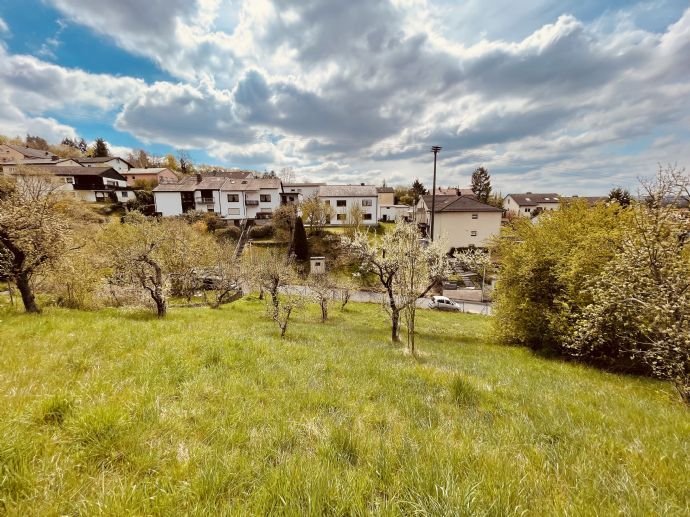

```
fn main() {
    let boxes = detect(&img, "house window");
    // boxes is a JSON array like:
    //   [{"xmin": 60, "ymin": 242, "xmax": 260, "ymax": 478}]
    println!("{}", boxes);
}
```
[
  {"xmin": 63, "ymin": 177, "xmax": 74, "ymax": 184},
  {"xmin": 337, "ymin": 200, "xmax": 346, "ymax": 207},
  {"xmin": 227, "ymin": 194, "xmax": 239, "ymax": 202},
  {"xmin": 363, "ymin": 213, "xmax": 372, "ymax": 220},
  {"xmin": 362, "ymin": 199, "xmax": 372, "ymax": 207},
  {"xmin": 524, "ymin": 208, "xmax": 530, "ymax": 212},
  {"xmin": 121, "ymin": 191, "xmax": 128, "ymax": 198},
  {"xmin": 260, "ymin": 194, "xmax": 271, "ymax": 202},
  {"xmin": 472, "ymin": 213, "xmax": 478, "ymax": 219},
  {"xmin": 315, "ymin": 262, "xmax": 321, "ymax": 267},
  {"xmin": 336, "ymin": 213, "xmax": 347, "ymax": 221},
  {"xmin": 471, "ymin": 231, "xmax": 477, "ymax": 237}
]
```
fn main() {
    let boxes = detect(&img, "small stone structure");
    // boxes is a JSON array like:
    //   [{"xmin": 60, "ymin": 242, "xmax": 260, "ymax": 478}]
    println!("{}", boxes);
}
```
[{"xmin": 310, "ymin": 256, "xmax": 326, "ymax": 274}]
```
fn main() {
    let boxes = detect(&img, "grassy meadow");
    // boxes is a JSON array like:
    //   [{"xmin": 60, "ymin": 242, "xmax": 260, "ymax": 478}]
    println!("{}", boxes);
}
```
[{"xmin": 0, "ymin": 297, "xmax": 688, "ymax": 515}]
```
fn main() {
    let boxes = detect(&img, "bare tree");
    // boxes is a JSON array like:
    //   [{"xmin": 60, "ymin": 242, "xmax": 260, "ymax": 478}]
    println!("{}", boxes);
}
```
[
  {"xmin": 301, "ymin": 193, "xmax": 335, "ymax": 234},
  {"xmin": 101, "ymin": 214, "xmax": 208, "ymax": 317},
  {"xmin": 250, "ymin": 248, "xmax": 302, "ymax": 336},
  {"xmin": 0, "ymin": 170, "xmax": 69, "ymax": 313},
  {"xmin": 308, "ymin": 272, "xmax": 335, "ymax": 322},
  {"xmin": 344, "ymin": 222, "xmax": 450, "ymax": 345}
]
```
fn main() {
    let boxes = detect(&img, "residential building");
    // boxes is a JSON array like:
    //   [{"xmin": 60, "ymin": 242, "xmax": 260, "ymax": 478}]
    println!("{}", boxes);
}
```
[
  {"xmin": 0, "ymin": 158, "xmax": 80, "ymax": 174},
  {"xmin": 317, "ymin": 185, "xmax": 379, "ymax": 225},
  {"xmin": 78, "ymin": 157, "xmax": 133, "ymax": 174},
  {"xmin": 503, "ymin": 192, "xmax": 561, "ymax": 216},
  {"xmin": 434, "ymin": 186, "xmax": 475, "ymax": 197},
  {"xmin": 379, "ymin": 204, "xmax": 412, "ymax": 222},
  {"xmin": 417, "ymin": 195, "xmax": 503, "ymax": 249},
  {"xmin": 124, "ymin": 167, "xmax": 178, "ymax": 186},
  {"xmin": 9, "ymin": 165, "xmax": 130, "ymax": 203},
  {"xmin": 0, "ymin": 143, "xmax": 57, "ymax": 162},
  {"xmin": 152, "ymin": 175, "xmax": 283, "ymax": 221},
  {"xmin": 377, "ymin": 186, "xmax": 395, "ymax": 207},
  {"xmin": 282, "ymin": 182, "xmax": 325, "ymax": 204}
]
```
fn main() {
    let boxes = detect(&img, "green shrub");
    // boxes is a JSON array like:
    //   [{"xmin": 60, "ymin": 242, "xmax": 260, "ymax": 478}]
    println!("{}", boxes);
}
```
[
  {"xmin": 249, "ymin": 224, "xmax": 274, "ymax": 239},
  {"xmin": 216, "ymin": 226, "xmax": 241, "ymax": 241}
]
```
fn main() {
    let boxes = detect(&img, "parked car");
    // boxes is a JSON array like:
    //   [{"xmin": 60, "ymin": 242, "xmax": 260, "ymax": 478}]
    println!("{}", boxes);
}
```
[{"xmin": 428, "ymin": 295, "xmax": 462, "ymax": 312}]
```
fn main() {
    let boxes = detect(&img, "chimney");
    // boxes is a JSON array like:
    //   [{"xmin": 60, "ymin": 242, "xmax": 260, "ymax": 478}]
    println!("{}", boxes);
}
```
[
  {"xmin": 526, "ymin": 191, "xmax": 532, "ymax": 194},
  {"xmin": 196, "ymin": 173, "xmax": 202, "ymax": 183},
  {"xmin": 361, "ymin": 182, "xmax": 365, "ymax": 186}
]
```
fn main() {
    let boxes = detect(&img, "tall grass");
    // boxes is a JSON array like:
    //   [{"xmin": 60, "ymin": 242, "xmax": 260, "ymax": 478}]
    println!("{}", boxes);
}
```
[{"xmin": 0, "ymin": 297, "xmax": 688, "ymax": 515}]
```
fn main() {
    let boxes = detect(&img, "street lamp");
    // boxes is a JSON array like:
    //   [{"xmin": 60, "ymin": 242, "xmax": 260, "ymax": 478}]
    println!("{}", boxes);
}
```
[{"xmin": 430, "ymin": 146, "xmax": 442, "ymax": 241}]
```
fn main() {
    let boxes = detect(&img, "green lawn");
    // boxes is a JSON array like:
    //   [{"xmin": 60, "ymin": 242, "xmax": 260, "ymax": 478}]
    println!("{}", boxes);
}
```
[{"xmin": 0, "ymin": 299, "xmax": 688, "ymax": 515}]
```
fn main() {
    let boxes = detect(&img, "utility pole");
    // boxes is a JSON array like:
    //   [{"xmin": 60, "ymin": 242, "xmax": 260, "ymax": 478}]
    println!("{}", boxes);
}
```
[{"xmin": 430, "ymin": 146, "xmax": 442, "ymax": 241}]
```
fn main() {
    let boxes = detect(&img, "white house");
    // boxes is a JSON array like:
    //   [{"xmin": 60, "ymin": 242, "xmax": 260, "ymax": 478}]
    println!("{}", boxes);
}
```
[
  {"xmin": 282, "ymin": 182, "xmax": 325, "ymax": 204},
  {"xmin": 417, "ymin": 195, "xmax": 503, "ymax": 249},
  {"xmin": 79, "ymin": 157, "xmax": 133, "ymax": 174},
  {"xmin": 318, "ymin": 185, "xmax": 378, "ymax": 225},
  {"xmin": 153, "ymin": 175, "xmax": 283, "ymax": 221},
  {"xmin": 379, "ymin": 204, "xmax": 412, "ymax": 222},
  {"xmin": 8, "ymin": 165, "xmax": 130, "ymax": 203},
  {"xmin": 503, "ymin": 193, "xmax": 561, "ymax": 216}
]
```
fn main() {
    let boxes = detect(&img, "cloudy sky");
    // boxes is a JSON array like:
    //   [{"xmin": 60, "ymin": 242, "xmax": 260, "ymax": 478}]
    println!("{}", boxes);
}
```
[{"xmin": 0, "ymin": 0, "xmax": 688, "ymax": 194}]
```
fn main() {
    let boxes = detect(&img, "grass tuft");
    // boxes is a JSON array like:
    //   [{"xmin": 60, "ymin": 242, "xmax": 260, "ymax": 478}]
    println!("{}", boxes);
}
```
[
  {"xmin": 37, "ymin": 395, "xmax": 73, "ymax": 425},
  {"xmin": 450, "ymin": 375, "xmax": 480, "ymax": 406}
]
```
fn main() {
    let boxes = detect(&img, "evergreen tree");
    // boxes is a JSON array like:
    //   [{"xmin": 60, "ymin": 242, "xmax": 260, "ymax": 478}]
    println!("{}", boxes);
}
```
[
  {"xmin": 93, "ymin": 138, "xmax": 110, "ymax": 158},
  {"xmin": 608, "ymin": 187, "xmax": 632, "ymax": 208},
  {"xmin": 471, "ymin": 166, "xmax": 492, "ymax": 203},
  {"xmin": 292, "ymin": 216, "xmax": 309, "ymax": 262},
  {"xmin": 411, "ymin": 179, "xmax": 427, "ymax": 204},
  {"xmin": 25, "ymin": 134, "xmax": 49, "ymax": 151},
  {"xmin": 78, "ymin": 138, "xmax": 88, "ymax": 153}
]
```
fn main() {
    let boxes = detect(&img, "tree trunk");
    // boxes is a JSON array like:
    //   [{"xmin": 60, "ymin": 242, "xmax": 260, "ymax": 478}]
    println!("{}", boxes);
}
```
[
  {"xmin": 154, "ymin": 294, "xmax": 167, "ymax": 318},
  {"xmin": 15, "ymin": 272, "xmax": 40, "ymax": 313},
  {"xmin": 321, "ymin": 299, "xmax": 328, "ymax": 322},
  {"xmin": 391, "ymin": 308, "xmax": 400, "ymax": 342}
]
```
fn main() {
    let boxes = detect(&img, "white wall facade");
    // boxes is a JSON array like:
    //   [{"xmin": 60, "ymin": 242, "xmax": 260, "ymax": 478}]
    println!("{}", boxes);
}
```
[
  {"xmin": 379, "ymin": 204, "xmax": 410, "ymax": 222},
  {"xmin": 321, "ymin": 196, "xmax": 378, "ymax": 225},
  {"xmin": 83, "ymin": 158, "xmax": 130, "ymax": 174},
  {"xmin": 432, "ymin": 211, "xmax": 502, "ymax": 249},
  {"xmin": 504, "ymin": 196, "xmax": 560, "ymax": 216},
  {"xmin": 155, "ymin": 192, "xmax": 184, "ymax": 216}
]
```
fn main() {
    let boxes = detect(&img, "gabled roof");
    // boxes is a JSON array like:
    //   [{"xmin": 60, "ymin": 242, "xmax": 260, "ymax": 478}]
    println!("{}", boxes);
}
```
[
  {"xmin": 284, "ymin": 182, "xmax": 326, "ymax": 187},
  {"xmin": 79, "ymin": 156, "xmax": 133, "ymax": 167},
  {"xmin": 1, "ymin": 143, "xmax": 57, "ymax": 160},
  {"xmin": 505, "ymin": 193, "xmax": 561, "ymax": 206},
  {"xmin": 434, "ymin": 187, "xmax": 474, "ymax": 197},
  {"xmin": 127, "ymin": 168, "xmax": 175, "ymax": 175},
  {"xmin": 319, "ymin": 185, "xmax": 378, "ymax": 197},
  {"xmin": 152, "ymin": 175, "xmax": 282, "ymax": 193},
  {"xmin": 17, "ymin": 165, "xmax": 126, "ymax": 181},
  {"xmin": 377, "ymin": 187, "xmax": 395, "ymax": 193},
  {"xmin": 201, "ymin": 170, "xmax": 255, "ymax": 179},
  {"xmin": 421, "ymin": 195, "xmax": 503, "ymax": 213}
]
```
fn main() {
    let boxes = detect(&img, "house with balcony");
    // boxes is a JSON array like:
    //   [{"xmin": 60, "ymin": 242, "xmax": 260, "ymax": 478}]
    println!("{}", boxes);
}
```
[
  {"xmin": 317, "ymin": 185, "xmax": 378, "ymax": 225},
  {"xmin": 152, "ymin": 174, "xmax": 283, "ymax": 221},
  {"xmin": 281, "ymin": 182, "xmax": 325, "ymax": 204},
  {"xmin": 8, "ymin": 165, "xmax": 130, "ymax": 203}
]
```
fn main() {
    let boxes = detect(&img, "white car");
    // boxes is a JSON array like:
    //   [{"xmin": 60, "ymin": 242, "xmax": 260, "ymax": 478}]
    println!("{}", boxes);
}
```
[{"xmin": 428, "ymin": 295, "xmax": 462, "ymax": 312}]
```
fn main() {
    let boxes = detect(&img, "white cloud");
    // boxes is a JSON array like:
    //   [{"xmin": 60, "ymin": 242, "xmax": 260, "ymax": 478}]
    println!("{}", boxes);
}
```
[
  {"xmin": 0, "ymin": 1, "xmax": 688, "ymax": 194},
  {"xmin": 0, "ymin": 17, "xmax": 9, "ymax": 35}
]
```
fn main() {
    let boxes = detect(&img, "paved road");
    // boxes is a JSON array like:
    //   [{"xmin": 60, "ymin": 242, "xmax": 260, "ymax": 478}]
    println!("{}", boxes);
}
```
[{"xmin": 282, "ymin": 285, "xmax": 492, "ymax": 315}]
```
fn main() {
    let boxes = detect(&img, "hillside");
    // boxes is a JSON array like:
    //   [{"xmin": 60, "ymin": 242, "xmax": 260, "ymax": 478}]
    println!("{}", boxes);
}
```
[{"xmin": 0, "ymin": 300, "xmax": 688, "ymax": 515}]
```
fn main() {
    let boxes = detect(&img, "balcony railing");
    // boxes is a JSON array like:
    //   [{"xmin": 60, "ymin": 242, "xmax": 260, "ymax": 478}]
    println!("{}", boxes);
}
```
[
  {"xmin": 198, "ymin": 197, "xmax": 214, "ymax": 204},
  {"xmin": 245, "ymin": 199, "xmax": 259, "ymax": 206}
]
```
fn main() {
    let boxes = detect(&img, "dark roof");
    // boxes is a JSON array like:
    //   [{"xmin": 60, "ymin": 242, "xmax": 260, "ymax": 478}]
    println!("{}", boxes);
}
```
[
  {"xmin": 2, "ymin": 143, "xmax": 57, "ymax": 159},
  {"xmin": 319, "ymin": 185, "xmax": 377, "ymax": 197},
  {"xmin": 199, "ymin": 170, "xmax": 255, "ymax": 179},
  {"xmin": 18, "ymin": 165, "xmax": 126, "ymax": 182},
  {"xmin": 421, "ymin": 195, "xmax": 503, "ymax": 213},
  {"xmin": 79, "ymin": 156, "xmax": 133, "ymax": 167},
  {"xmin": 434, "ymin": 187, "xmax": 474, "ymax": 197},
  {"xmin": 153, "ymin": 175, "xmax": 282, "ymax": 193},
  {"xmin": 284, "ymin": 182, "xmax": 325, "ymax": 187},
  {"xmin": 505, "ymin": 193, "xmax": 561, "ymax": 206},
  {"xmin": 377, "ymin": 187, "xmax": 395, "ymax": 193}
]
